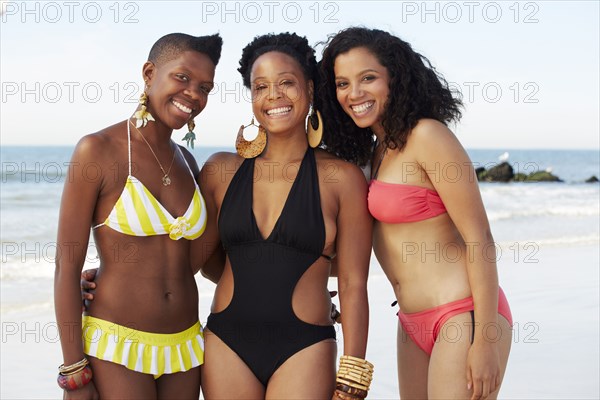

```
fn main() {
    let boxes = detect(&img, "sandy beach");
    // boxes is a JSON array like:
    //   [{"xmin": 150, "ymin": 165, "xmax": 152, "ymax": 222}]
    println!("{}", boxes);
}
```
[{"xmin": 1, "ymin": 242, "xmax": 598, "ymax": 399}]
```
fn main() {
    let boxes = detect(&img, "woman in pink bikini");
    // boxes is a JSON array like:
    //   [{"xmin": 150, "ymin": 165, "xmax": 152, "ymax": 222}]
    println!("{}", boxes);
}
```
[{"xmin": 318, "ymin": 27, "xmax": 512, "ymax": 399}]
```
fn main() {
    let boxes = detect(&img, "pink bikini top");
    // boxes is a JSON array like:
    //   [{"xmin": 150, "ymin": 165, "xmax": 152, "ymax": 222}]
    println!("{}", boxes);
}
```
[
  {"xmin": 368, "ymin": 180, "xmax": 447, "ymax": 223},
  {"xmin": 367, "ymin": 146, "xmax": 447, "ymax": 223}
]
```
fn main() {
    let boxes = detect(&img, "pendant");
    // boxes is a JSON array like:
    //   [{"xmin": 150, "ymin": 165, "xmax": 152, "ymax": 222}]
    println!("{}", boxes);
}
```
[{"xmin": 162, "ymin": 175, "xmax": 171, "ymax": 186}]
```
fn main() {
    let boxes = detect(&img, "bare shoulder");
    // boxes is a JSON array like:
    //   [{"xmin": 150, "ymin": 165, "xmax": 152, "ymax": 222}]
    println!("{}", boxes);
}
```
[
  {"xmin": 205, "ymin": 151, "xmax": 243, "ymax": 164},
  {"xmin": 411, "ymin": 118, "xmax": 456, "ymax": 141},
  {"xmin": 408, "ymin": 118, "xmax": 467, "ymax": 161},
  {"xmin": 72, "ymin": 121, "xmax": 126, "ymax": 163},
  {"xmin": 73, "ymin": 132, "xmax": 106, "ymax": 158},
  {"xmin": 315, "ymin": 149, "xmax": 367, "ymax": 188},
  {"xmin": 199, "ymin": 151, "xmax": 243, "ymax": 188},
  {"xmin": 202, "ymin": 151, "xmax": 243, "ymax": 172}
]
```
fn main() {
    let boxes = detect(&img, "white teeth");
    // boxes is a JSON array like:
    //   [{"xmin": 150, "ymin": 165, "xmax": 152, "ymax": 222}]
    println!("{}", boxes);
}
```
[
  {"xmin": 266, "ymin": 106, "xmax": 292, "ymax": 116},
  {"xmin": 172, "ymin": 100, "xmax": 192, "ymax": 114},
  {"xmin": 351, "ymin": 101, "xmax": 374, "ymax": 114}
]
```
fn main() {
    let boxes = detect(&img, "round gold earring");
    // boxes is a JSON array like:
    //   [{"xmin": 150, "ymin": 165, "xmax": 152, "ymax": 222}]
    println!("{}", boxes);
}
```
[
  {"xmin": 307, "ymin": 109, "xmax": 323, "ymax": 148},
  {"xmin": 235, "ymin": 117, "xmax": 267, "ymax": 158}
]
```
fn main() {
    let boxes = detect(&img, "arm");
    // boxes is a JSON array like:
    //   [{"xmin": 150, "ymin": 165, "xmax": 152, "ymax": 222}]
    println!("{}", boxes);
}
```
[
  {"xmin": 54, "ymin": 135, "xmax": 102, "ymax": 398},
  {"xmin": 335, "ymin": 162, "xmax": 372, "ymax": 359},
  {"xmin": 198, "ymin": 246, "xmax": 225, "ymax": 283},
  {"xmin": 190, "ymin": 153, "xmax": 228, "ymax": 282},
  {"xmin": 414, "ymin": 119, "xmax": 501, "ymax": 398}
]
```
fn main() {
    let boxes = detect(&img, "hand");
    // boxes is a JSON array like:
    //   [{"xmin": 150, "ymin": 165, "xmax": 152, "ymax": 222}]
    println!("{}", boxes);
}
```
[
  {"xmin": 329, "ymin": 291, "xmax": 341, "ymax": 323},
  {"xmin": 466, "ymin": 342, "xmax": 501, "ymax": 400},
  {"xmin": 63, "ymin": 381, "xmax": 99, "ymax": 400},
  {"xmin": 80, "ymin": 268, "xmax": 98, "ymax": 312}
]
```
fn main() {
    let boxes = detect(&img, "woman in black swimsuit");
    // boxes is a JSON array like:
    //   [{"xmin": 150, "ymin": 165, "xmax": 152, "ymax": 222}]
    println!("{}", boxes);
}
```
[{"xmin": 197, "ymin": 33, "xmax": 372, "ymax": 399}]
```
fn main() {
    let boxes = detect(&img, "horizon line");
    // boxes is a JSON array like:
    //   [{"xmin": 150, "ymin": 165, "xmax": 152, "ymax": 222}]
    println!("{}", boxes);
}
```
[{"xmin": 1, "ymin": 144, "xmax": 599, "ymax": 152}]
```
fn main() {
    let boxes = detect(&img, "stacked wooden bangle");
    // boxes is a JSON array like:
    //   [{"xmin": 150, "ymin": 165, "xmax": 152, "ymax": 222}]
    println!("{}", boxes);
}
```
[
  {"xmin": 57, "ymin": 358, "xmax": 93, "ymax": 391},
  {"xmin": 335, "ymin": 355, "xmax": 374, "ymax": 399}
]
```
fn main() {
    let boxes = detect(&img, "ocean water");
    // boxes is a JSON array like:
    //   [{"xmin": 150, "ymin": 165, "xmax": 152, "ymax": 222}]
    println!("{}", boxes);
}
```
[{"xmin": 1, "ymin": 146, "xmax": 599, "ymax": 313}]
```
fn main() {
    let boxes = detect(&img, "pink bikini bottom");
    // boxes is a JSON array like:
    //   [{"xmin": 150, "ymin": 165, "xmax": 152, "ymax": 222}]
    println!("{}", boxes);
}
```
[{"xmin": 397, "ymin": 288, "xmax": 513, "ymax": 355}]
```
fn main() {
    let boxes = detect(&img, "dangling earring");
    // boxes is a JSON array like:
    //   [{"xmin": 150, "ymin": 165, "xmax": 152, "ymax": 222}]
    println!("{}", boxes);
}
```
[
  {"xmin": 182, "ymin": 119, "xmax": 196, "ymax": 149},
  {"xmin": 235, "ymin": 117, "xmax": 267, "ymax": 158},
  {"xmin": 307, "ymin": 107, "xmax": 323, "ymax": 148},
  {"xmin": 134, "ymin": 83, "xmax": 155, "ymax": 128}
]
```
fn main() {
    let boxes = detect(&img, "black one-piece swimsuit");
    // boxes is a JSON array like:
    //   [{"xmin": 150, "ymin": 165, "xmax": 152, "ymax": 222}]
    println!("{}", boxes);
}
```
[{"xmin": 206, "ymin": 147, "xmax": 336, "ymax": 386}]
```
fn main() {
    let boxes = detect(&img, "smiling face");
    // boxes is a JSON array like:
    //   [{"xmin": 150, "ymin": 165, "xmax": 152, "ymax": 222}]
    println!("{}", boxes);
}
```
[
  {"xmin": 143, "ymin": 50, "xmax": 216, "ymax": 130},
  {"xmin": 334, "ymin": 47, "xmax": 390, "ymax": 135},
  {"xmin": 249, "ymin": 51, "xmax": 312, "ymax": 135}
]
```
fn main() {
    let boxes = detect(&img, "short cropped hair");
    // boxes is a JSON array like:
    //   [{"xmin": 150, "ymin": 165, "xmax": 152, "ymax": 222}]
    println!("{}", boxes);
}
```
[{"xmin": 148, "ymin": 33, "xmax": 223, "ymax": 66}]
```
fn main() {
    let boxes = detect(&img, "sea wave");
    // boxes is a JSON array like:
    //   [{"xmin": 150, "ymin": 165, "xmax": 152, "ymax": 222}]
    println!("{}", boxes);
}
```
[
  {"xmin": 497, "ymin": 234, "xmax": 600, "ymax": 249},
  {"xmin": 481, "ymin": 183, "xmax": 599, "ymax": 222},
  {"xmin": 488, "ymin": 206, "xmax": 600, "ymax": 221},
  {"xmin": 1, "ymin": 255, "xmax": 98, "ymax": 282},
  {"xmin": 0, "ymin": 261, "xmax": 56, "ymax": 282},
  {"xmin": 0, "ymin": 298, "xmax": 54, "ymax": 316}
]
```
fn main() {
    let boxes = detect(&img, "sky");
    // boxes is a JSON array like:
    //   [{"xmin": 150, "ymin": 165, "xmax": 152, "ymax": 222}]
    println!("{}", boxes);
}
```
[{"xmin": 1, "ymin": 0, "xmax": 599, "ymax": 149}]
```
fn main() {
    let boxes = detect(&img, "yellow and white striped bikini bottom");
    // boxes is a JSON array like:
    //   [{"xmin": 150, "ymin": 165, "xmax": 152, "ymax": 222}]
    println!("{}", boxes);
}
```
[{"xmin": 82, "ymin": 316, "xmax": 204, "ymax": 378}]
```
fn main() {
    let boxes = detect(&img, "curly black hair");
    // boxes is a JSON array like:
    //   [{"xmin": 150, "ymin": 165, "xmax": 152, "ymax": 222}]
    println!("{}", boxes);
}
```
[
  {"xmin": 148, "ymin": 33, "xmax": 223, "ymax": 67},
  {"xmin": 238, "ymin": 32, "xmax": 317, "ymax": 89},
  {"xmin": 318, "ymin": 27, "xmax": 463, "ymax": 166}
]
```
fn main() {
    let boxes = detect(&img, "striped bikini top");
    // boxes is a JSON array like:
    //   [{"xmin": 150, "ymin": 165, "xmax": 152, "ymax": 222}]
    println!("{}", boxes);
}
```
[{"xmin": 92, "ymin": 122, "xmax": 207, "ymax": 240}]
